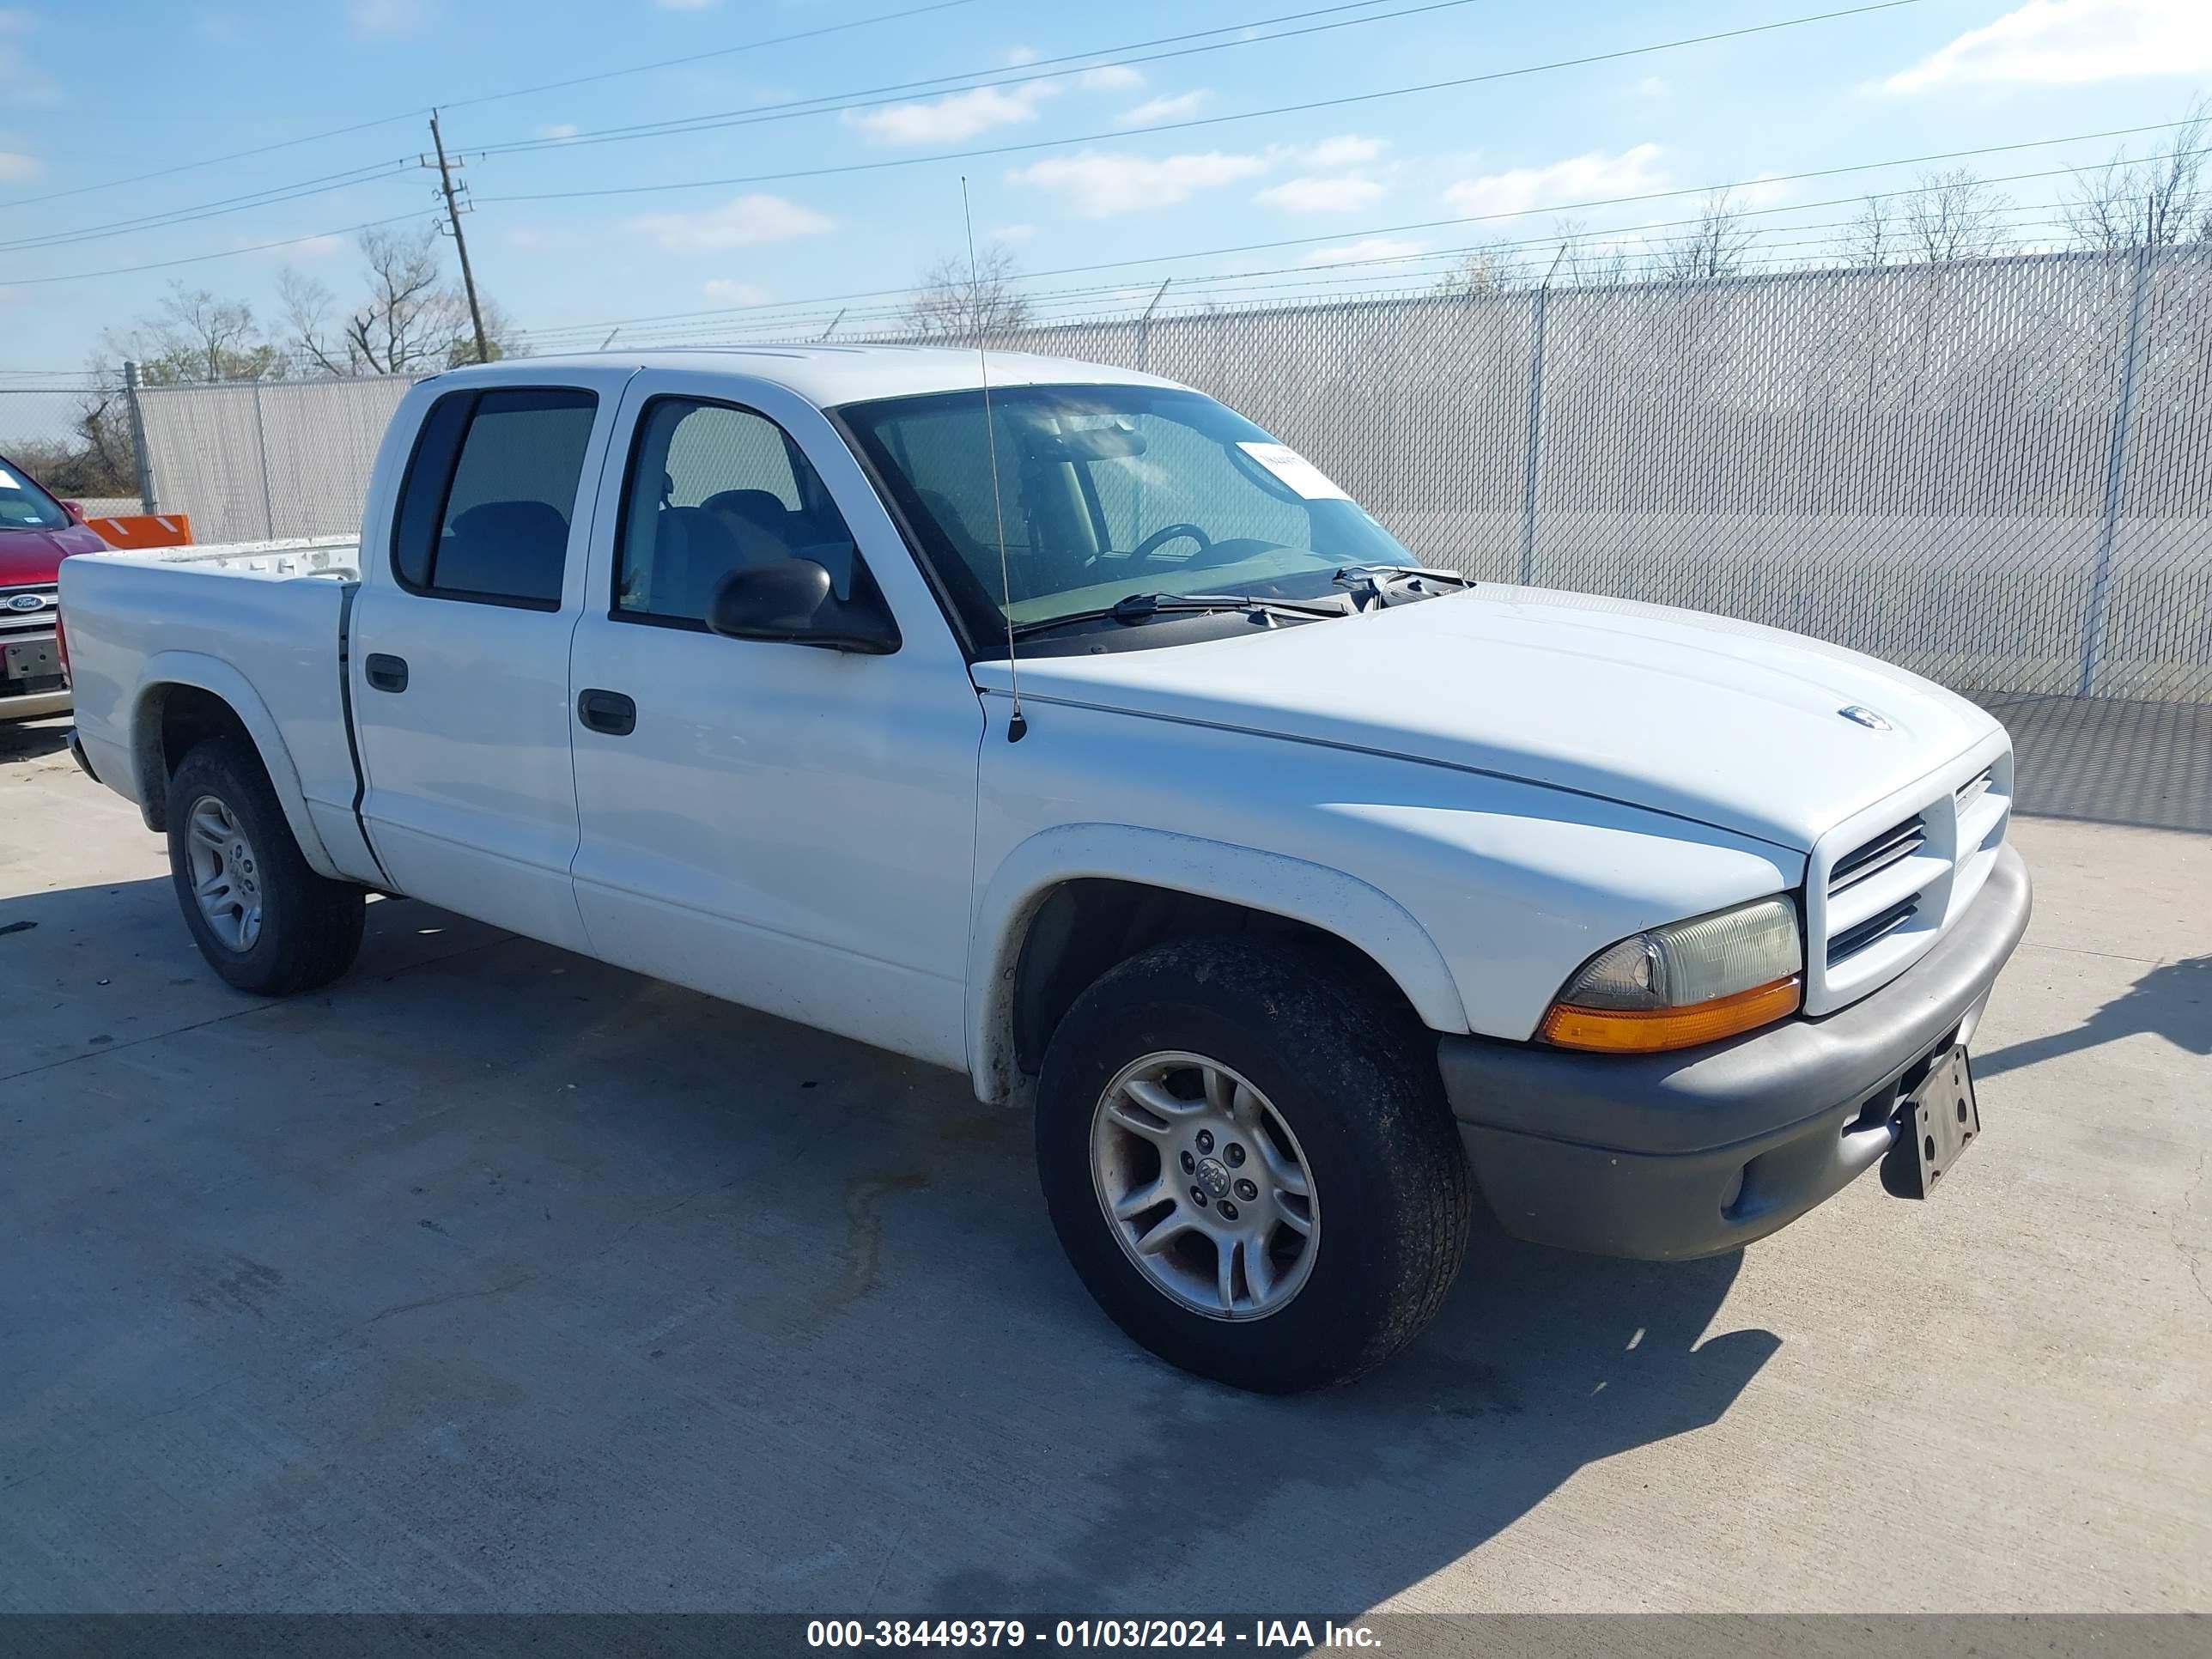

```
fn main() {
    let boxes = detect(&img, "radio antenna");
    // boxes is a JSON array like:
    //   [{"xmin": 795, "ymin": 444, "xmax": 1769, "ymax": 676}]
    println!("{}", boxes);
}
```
[{"xmin": 963, "ymin": 175, "xmax": 1025, "ymax": 743}]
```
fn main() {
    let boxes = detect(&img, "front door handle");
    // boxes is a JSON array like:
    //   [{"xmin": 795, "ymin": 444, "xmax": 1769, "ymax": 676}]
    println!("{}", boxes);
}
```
[
  {"xmin": 577, "ymin": 687, "xmax": 636, "ymax": 736},
  {"xmin": 364, "ymin": 653, "xmax": 408, "ymax": 693}
]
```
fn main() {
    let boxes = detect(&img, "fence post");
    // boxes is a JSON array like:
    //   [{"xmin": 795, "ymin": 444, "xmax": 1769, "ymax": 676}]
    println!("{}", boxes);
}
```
[
  {"xmin": 1518, "ymin": 251, "xmax": 1565, "ymax": 586},
  {"xmin": 123, "ymin": 360, "xmax": 157, "ymax": 514},
  {"xmin": 252, "ymin": 382, "xmax": 276, "ymax": 539},
  {"xmin": 2076, "ymin": 244, "xmax": 2154, "ymax": 699}
]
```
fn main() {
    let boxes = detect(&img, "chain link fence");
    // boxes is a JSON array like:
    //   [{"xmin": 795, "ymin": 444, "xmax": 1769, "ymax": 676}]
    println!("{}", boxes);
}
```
[{"xmin": 5, "ymin": 247, "xmax": 2207, "ymax": 823}]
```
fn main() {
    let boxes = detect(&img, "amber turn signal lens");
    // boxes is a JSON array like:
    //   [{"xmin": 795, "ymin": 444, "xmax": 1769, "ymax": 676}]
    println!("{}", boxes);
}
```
[{"xmin": 1539, "ymin": 975, "xmax": 1802, "ymax": 1054}]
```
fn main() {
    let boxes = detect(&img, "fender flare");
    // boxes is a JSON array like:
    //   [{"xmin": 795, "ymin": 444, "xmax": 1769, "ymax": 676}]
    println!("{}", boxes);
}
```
[
  {"xmin": 129, "ymin": 652, "xmax": 343, "ymax": 879},
  {"xmin": 966, "ymin": 822, "xmax": 1470, "ymax": 1103}
]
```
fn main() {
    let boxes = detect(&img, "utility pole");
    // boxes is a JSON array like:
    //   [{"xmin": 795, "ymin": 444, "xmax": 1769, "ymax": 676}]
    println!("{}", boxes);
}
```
[{"xmin": 427, "ymin": 111, "xmax": 491, "ymax": 365}]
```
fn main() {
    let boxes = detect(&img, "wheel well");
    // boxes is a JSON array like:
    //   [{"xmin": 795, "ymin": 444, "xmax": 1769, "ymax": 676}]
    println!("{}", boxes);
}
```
[
  {"xmin": 135, "ymin": 684, "xmax": 254, "ymax": 834},
  {"xmin": 1009, "ymin": 878, "xmax": 1421, "ymax": 1077}
]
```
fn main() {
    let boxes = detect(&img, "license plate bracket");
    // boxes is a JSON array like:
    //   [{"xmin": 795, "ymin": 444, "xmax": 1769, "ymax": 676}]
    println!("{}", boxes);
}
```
[
  {"xmin": 1881, "ymin": 1045, "xmax": 1979, "ymax": 1200},
  {"xmin": 3, "ymin": 638, "xmax": 58, "ymax": 680}
]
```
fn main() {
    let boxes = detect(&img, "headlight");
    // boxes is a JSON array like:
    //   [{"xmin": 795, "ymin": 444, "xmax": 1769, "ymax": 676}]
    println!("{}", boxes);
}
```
[{"xmin": 1538, "ymin": 896, "xmax": 1802, "ymax": 1053}]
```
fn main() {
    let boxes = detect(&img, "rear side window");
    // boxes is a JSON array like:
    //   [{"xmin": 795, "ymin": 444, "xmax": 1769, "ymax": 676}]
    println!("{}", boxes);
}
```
[{"xmin": 390, "ymin": 387, "xmax": 599, "ymax": 608}]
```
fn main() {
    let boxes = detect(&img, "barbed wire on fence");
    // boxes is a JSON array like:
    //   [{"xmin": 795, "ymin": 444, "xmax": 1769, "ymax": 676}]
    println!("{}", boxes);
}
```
[{"xmin": 5, "ymin": 245, "xmax": 2209, "ymax": 708}]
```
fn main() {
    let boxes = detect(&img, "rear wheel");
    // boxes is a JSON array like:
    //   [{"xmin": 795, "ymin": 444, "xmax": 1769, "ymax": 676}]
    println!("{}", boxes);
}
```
[
  {"xmin": 167, "ymin": 736, "xmax": 365, "ymax": 996},
  {"xmin": 1036, "ymin": 938, "xmax": 1471, "ymax": 1393}
]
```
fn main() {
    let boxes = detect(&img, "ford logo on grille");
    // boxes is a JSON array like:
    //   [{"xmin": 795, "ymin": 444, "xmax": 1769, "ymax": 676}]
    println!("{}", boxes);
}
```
[
  {"xmin": 1838, "ymin": 705, "xmax": 1892, "ymax": 731},
  {"xmin": 5, "ymin": 593, "xmax": 48, "ymax": 612}
]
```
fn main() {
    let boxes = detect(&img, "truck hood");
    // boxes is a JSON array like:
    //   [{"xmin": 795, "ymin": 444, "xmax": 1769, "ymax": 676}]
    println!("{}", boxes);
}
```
[
  {"xmin": 975, "ymin": 585, "xmax": 2002, "ymax": 853},
  {"xmin": 0, "ymin": 525, "xmax": 108, "ymax": 586}
]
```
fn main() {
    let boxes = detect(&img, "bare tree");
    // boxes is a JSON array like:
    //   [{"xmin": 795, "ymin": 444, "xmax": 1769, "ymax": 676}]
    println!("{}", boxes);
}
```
[
  {"xmin": 1650, "ymin": 191, "xmax": 1755, "ymax": 281},
  {"xmin": 1552, "ymin": 219, "xmax": 1633, "ymax": 288},
  {"xmin": 1431, "ymin": 238, "xmax": 1528, "ymax": 295},
  {"xmin": 1902, "ymin": 168, "xmax": 2012, "ymax": 263},
  {"xmin": 2063, "ymin": 100, "xmax": 2212, "ymax": 252},
  {"xmin": 898, "ymin": 244, "xmax": 1032, "ymax": 338},
  {"xmin": 1843, "ymin": 195, "xmax": 1900, "ymax": 268},
  {"xmin": 102, "ymin": 283, "xmax": 286, "ymax": 384},
  {"xmin": 283, "ymin": 226, "xmax": 519, "ymax": 376}
]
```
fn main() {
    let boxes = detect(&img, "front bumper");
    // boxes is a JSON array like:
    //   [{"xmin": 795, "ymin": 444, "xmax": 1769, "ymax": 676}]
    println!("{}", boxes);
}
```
[{"xmin": 1439, "ymin": 843, "xmax": 2033, "ymax": 1261}]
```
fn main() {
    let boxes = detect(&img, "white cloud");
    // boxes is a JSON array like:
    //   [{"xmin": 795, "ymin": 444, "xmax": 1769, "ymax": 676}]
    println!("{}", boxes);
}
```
[
  {"xmin": 702, "ymin": 279, "xmax": 769, "ymax": 305},
  {"xmin": 657, "ymin": 0, "xmax": 717, "ymax": 9},
  {"xmin": 1443, "ymin": 143, "xmax": 1667, "ymax": 218},
  {"xmin": 1306, "ymin": 134, "xmax": 1386, "ymax": 167},
  {"xmin": 1886, "ymin": 0, "xmax": 2211, "ymax": 90},
  {"xmin": 629, "ymin": 193, "xmax": 835, "ymax": 252},
  {"xmin": 0, "ymin": 149, "xmax": 37, "ymax": 180},
  {"xmin": 1637, "ymin": 76, "xmax": 1669, "ymax": 97},
  {"xmin": 988, "ymin": 222, "xmax": 1036, "ymax": 241},
  {"xmin": 848, "ymin": 82, "xmax": 1059, "ymax": 144},
  {"xmin": 349, "ymin": 0, "xmax": 424, "ymax": 36},
  {"xmin": 1301, "ymin": 236, "xmax": 1426, "ymax": 267},
  {"xmin": 1120, "ymin": 90, "xmax": 1206, "ymax": 126},
  {"xmin": 1077, "ymin": 64, "xmax": 1144, "ymax": 90},
  {"xmin": 1256, "ymin": 175, "xmax": 1387, "ymax": 212},
  {"xmin": 538, "ymin": 123, "xmax": 580, "ymax": 142},
  {"xmin": 1004, "ymin": 45, "xmax": 1038, "ymax": 65},
  {"xmin": 1008, "ymin": 149, "xmax": 1267, "ymax": 216}
]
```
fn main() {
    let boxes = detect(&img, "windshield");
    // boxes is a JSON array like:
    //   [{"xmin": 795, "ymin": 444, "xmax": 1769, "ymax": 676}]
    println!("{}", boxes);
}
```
[
  {"xmin": 838, "ymin": 384, "xmax": 1416, "ymax": 644},
  {"xmin": 0, "ymin": 458, "xmax": 70, "ymax": 533}
]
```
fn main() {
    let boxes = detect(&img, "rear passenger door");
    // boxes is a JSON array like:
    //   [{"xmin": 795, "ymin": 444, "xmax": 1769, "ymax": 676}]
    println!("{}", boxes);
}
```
[{"xmin": 350, "ymin": 371, "xmax": 630, "ymax": 952}]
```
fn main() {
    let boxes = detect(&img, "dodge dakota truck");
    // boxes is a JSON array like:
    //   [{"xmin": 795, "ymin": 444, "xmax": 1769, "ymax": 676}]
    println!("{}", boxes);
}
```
[{"xmin": 58, "ymin": 348, "xmax": 2031, "ymax": 1391}]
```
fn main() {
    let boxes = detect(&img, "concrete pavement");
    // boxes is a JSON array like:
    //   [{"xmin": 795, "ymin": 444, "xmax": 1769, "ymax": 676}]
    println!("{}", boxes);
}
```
[{"xmin": 1, "ymin": 716, "xmax": 2206, "ymax": 1614}]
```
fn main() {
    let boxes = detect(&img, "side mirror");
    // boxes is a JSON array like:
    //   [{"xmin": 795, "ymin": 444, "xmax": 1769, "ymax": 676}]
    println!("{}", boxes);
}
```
[
  {"xmin": 705, "ymin": 559, "xmax": 900, "ymax": 655},
  {"xmin": 62, "ymin": 500, "xmax": 88, "ymax": 525}
]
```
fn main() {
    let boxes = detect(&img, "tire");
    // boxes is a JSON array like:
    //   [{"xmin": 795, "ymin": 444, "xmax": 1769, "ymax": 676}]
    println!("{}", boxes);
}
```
[
  {"xmin": 167, "ymin": 735, "xmax": 365, "ymax": 996},
  {"xmin": 1036, "ymin": 937, "xmax": 1472, "ymax": 1393}
]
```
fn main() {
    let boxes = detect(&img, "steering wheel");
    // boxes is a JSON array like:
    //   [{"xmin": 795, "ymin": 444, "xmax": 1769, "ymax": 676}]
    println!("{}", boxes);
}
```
[{"xmin": 1130, "ymin": 522, "xmax": 1213, "ymax": 564}]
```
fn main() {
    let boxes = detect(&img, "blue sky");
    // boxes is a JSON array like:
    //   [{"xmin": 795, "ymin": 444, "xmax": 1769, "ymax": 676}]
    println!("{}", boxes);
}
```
[{"xmin": 1, "ymin": 0, "xmax": 2206, "ymax": 373}]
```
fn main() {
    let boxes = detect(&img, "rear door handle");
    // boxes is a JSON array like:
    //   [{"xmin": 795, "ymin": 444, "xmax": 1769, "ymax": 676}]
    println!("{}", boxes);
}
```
[
  {"xmin": 364, "ymin": 653, "xmax": 408, "ymax": 693},
  {"xmin": 576, "ymin": 688, "xmax": 636, "ymax": 736}
]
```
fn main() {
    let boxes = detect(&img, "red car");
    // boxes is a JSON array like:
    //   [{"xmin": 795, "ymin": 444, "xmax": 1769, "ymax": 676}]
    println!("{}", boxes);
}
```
[{"xmin": 0, "ymin": 452, "xmax": 109, "ymax": 722}]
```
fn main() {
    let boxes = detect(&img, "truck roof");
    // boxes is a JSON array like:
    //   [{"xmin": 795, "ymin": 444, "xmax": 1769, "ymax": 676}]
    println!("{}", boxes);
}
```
[{"xmin": 434, "ymin": 344, "xmax": 1187, "ymax": 410}]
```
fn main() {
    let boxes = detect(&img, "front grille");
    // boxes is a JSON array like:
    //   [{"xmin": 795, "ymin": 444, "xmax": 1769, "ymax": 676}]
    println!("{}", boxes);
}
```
[
  {"xmin": 1830, "ymin": 815, "xmax": 1925, "ymax": 894},
  {"xmin": 1807, "ymin": 748, "xmax": 2013, "ymax": 1013},
  {"xmin": 0, "ymin": 585, "xmax": 58, "ymax": 634},
  {"xmin": 1828, "ymin": 898, "xmax": 1919, "ymax": 963}
]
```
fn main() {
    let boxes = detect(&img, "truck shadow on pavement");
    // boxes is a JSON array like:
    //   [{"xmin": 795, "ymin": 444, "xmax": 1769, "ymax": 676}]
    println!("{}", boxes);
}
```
[
  {"xmin": 2, "ymin": 874, "xmax": 1777, "ymax": 1613},
  {"xmin": 1972, "ymin": 954, "xmax": 2212, "ymax": 1079}
]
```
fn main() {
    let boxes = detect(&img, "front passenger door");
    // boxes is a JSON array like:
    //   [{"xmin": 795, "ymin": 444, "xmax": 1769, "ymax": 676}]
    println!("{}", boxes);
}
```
[{"xmin": 566, "ymin": 383, "xmax": 985, "ymax": 1071}]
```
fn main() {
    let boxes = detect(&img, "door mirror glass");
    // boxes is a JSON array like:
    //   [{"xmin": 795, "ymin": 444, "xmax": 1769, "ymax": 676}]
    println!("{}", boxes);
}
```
[{"xmin": 705, "ymin": 560, "xmax": 900, "ymax": 654}]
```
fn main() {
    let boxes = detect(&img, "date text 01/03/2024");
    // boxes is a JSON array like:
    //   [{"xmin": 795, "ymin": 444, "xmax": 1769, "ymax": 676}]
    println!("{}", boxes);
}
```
[{"xmin": 805, "ymin": 1620, "xmax": 1382, "ymax": 1649}]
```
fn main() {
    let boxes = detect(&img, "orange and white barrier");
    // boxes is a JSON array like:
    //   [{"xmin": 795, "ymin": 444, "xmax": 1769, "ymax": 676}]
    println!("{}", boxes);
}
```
[{"xmin": 85, "ymin": 514, "xmax": 192, "ymax": 550}]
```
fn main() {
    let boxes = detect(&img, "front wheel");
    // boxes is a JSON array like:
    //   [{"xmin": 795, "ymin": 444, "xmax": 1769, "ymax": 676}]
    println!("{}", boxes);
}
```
[
  {"xmin": 167, "ymin": 736, "xmax": 365, "ymax": 996},
  {"xmin": 1036, "ymin": 939, "xmax": 1472, "ymax": 1392}
]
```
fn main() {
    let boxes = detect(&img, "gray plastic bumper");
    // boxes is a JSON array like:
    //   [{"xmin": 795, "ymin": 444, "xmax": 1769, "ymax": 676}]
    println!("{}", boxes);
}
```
[{"xmin": 1438, "ymin": 843, "xmax": 2033, "ymax": 1260}]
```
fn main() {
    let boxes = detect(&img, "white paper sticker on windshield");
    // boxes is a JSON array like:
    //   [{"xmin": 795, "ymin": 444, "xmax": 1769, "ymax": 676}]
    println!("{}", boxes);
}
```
[
  {"xmin": 1237, "ymin": 441, "xmax": 1348, "ymax": 501},
  {"xmin": 0, "ymin": 470, "xmax": 17, "ymax": 489}
]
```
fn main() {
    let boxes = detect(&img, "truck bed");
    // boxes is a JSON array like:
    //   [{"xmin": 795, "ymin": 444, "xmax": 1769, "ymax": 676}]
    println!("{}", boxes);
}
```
[{"xmin": 58, "ymin": 536, "xmax": 378, "ymax": 885}]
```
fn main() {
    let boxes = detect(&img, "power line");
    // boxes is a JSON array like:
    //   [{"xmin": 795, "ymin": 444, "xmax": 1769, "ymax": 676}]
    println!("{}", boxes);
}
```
[
  {"xmin": 0, "ymin": 0, "xmax": 990, "ymax": 211},
  {"xmin": 482, "ymin": 0, "xmax": 1929, "ymax": 204},
  {"xmin": 0, "ymin": 211, "xmax": 434, "ymax": 289},
  {"xmin": 0, "ymin": 161, "xmax": 416, "ymax": 257},
  {"xmin": 438, "ymin": 0, "xmax": 992, "ymax": 114},
  {"xmin": 507, "ymin": 128, "xmax": 2196, "ymax": 344},
  {"xmin": 471, "ymin": 0, "xmax": 1484, "ymax": 159}
]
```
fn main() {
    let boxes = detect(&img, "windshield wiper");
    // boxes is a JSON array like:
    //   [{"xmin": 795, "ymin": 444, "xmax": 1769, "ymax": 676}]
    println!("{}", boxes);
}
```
[
  {"xmin": 1332, "ymin": 563, "xmax": 1476, "ymax": 608},
  {"xmin": 1008, "ymin": 590, "xmax": 1346, "ymax": 641}
]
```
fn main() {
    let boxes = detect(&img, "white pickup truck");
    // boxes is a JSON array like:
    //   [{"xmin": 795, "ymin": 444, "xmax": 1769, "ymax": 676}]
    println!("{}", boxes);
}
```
[{"xmin": 58, "ymin": 348, "xmax": 2031, "ymax": 1391}]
